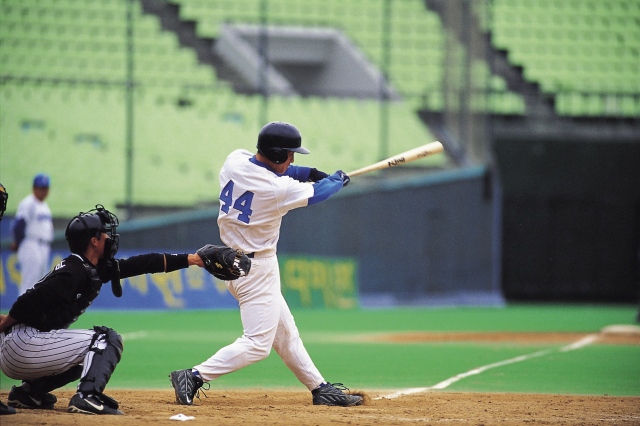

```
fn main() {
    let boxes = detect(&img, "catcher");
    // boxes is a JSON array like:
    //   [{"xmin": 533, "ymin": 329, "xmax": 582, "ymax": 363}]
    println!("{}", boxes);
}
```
[{"xmin": 0, "ymin": 204, "xmax": 239, "ymax": 415}]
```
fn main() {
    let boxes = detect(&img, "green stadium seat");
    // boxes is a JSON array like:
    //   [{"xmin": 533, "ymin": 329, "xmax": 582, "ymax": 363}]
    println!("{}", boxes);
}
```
[{"xmin": 2, "ymin": 0, "xmax": 639, "ymax": 214}]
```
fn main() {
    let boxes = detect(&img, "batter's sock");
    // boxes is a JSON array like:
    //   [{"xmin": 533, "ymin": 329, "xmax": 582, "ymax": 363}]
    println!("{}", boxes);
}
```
[{"xmin": 313, "ymin": 382, "xmax": 328, "ymax": 391}]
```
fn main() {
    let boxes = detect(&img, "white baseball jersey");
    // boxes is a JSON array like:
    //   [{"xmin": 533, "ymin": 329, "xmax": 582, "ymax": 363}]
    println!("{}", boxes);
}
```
[
  {"xmin": 15, "ymin": 194, "xmax": 53, "ymax": 243},
  {"xmin": 14, "ymin": 194, "xmax": 53, "ymax": 294},
  {"xmin": 195, "ymin": 149, "xmax": 328, "ymax": 390},
  {"xmin": 218, "ymin": 149, "xmax": 314, "ymax": 254}
]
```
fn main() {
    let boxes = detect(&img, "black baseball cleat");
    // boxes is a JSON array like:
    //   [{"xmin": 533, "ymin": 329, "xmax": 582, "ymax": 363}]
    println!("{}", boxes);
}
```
[
  {"xmin": 67, "ymin": 393, "xmax": 124, "ymax": 415},
  {"xmin": 312, "ymin": 382, "xmax": 363, "ymax": 407},
  {"xmin": 0, "ymin": 401, "xmax": 16, "ymax": 415},
  {"xmin": 170, "ymin": 369, "xmax": 207, "ymax": 405},
  {"xmin": 7, "ymin": 385, "xmax": 57, "ymax": 409}
]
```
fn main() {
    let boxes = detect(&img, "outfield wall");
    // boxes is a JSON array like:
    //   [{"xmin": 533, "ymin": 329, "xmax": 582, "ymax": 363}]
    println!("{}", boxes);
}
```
[
  {"xmin": 494, "ymin": 139, "xmax": 640, "ymax": 303},
  {"xmin": 1, "ymin": 167, "xmax": 503, "ymax": 309}
]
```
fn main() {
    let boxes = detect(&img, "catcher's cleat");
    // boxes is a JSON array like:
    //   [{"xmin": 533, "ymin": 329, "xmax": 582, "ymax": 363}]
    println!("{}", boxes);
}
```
[
  {"xmin": 312, "ymin": 382, "xmax": 363, "ymax": 407},
  {"xmin": 170, "ymin": 369, "xmax": 207, "ymax": 405},
  {"xmin": 7, "ymin": 385, "xmax": 57, "ymax": 409},
  {"xmin": 67, "ymin": 393, "xmax": 124, "ymax": 415},
  {"xmin": 0, "ymin": 401, "xmax": 16, "ymax": 415}
]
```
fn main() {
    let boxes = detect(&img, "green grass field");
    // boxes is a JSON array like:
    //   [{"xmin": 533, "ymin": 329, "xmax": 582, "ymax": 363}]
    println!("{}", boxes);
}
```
[{"xmin": 2, "ymin": 304, "xmax": 639, "ymax": 397}]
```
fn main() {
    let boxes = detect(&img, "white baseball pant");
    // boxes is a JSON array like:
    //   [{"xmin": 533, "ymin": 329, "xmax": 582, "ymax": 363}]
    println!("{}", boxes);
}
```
[
  {"xmin": 193, "ymin": 255, "xmax": 325, "ymax": 390},
  {"xmin": 17, "ymin": 239, "xmax": 51, "ymax": 295}
]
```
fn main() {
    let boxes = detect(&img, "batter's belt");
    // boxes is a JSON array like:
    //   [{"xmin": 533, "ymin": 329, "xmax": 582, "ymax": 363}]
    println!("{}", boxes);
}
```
[
  {"xmin": 244, "ymin": 249, "xmax": 276, "ymax": 259},
  {"xmin": 25, "ymin": 237, "xmax": 51, "ymax": 245}
]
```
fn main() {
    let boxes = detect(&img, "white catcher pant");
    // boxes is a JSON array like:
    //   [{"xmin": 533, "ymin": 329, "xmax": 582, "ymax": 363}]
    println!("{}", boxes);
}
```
[
  {"xmin": 0, "ymin": 324, "xmax": 94, "ymax": 381},
  {"xmin": 17, "ymin": 239, "xmax": 51, "ymax": 295},
  {"xmin": 193, "ymin": 255, "xmax": 325, "ymax": 390}
]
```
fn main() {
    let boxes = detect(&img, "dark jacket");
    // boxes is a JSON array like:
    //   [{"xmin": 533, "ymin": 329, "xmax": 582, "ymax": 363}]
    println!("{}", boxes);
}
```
[{"xmin": 9, "ymin": 252, "xmax": 188, "ymax": 332}]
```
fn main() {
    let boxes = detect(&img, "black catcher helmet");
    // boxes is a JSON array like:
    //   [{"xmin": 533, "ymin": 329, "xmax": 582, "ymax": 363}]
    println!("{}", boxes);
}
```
[
  {"xmin": 256, "ymin": 122, "xmax": 310, "ymax": 164},
  {"xmin": 65, "ymin": 204, "xmax": 119, "ymax": 257},
  {"xmin": 0, "ymin": 183, "xmax": 7, "ymax": 222}
]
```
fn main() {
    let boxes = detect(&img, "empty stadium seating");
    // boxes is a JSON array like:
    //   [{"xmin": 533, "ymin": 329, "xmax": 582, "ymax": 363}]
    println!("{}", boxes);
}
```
[
  {"xmin": 489, "ymin": 0, "xmax": 639, "ymax": 116},
  {"xmin": 1, "ymin": 0, "xmax": 638, "ymax": 216},
  {"xmin": 1, "ymin": 82, "xmax": 441, "ymax": 215}
]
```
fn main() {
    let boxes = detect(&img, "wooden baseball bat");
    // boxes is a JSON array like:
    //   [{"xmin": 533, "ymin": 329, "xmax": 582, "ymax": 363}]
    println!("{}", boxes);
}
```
[{"xmin": 346, "ymin": 141, "xmax": 443, "ymax": 177}]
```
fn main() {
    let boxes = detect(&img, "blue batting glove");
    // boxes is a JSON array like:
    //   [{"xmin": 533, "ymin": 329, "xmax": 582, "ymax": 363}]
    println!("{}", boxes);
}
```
[{"xmin": 336, "ymin": 170, "xmax": 350, "ymax": 187}]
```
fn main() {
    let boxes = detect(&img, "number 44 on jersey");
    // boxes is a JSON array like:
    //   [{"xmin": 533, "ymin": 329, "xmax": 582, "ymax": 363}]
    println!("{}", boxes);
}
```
[{"xmin": 220, "ymin": 180, "xmax": 255, "ymax": 224}]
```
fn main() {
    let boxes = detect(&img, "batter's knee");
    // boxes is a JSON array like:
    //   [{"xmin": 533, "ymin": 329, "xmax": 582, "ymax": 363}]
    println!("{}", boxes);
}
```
[
  {"xmin": 246, "ymin": 337, "xmax": 273, "ymax": 361},
  {"xmin": 253, "ymin": 346, "xmax": 272, "ymax": 360}
]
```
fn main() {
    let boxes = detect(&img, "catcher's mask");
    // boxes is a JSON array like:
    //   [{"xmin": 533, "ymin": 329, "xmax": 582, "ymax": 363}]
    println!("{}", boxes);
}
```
[
  {"xmin": 0, "ymin": 183, "xmax": 7, "ymax": 222},
  {"xmin": 65, "ymin": 204, "xmax": 120, "ymax": 258},
  {"xmin": 257, "ymin": 121, "xmax": 310, "ymax": 164}
]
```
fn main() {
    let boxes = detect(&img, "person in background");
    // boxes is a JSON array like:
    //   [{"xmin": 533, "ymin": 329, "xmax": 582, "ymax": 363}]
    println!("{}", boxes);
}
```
[{"xmin": 11, "ymin": 174, "xmax": 54, "ymax": 295}]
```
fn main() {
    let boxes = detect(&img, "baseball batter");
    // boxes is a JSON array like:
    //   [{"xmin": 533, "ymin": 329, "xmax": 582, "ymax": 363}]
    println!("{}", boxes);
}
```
[
  {"xmin": 11, "ymin": 174, "xmax": 54, "ymax": 295},
  {"xmin": 0, "ymin": 205, "xmax": 205, "ymax": 415},
  {"xmin": 170, "ymin": 122, "xmax": 362, "ymax": 407}
]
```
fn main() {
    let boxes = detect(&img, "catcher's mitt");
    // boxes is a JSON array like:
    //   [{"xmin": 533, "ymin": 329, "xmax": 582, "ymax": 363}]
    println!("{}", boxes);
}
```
[{"xmin": 197, "ymin": 244, "xmax": 251, "ymax": 281}]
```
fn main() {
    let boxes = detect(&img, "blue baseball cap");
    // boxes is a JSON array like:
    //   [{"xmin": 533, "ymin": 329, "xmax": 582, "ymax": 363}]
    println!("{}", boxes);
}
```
[{"xmin": 33, "ymin": 173, "xmax": 50, "ymax": 188}]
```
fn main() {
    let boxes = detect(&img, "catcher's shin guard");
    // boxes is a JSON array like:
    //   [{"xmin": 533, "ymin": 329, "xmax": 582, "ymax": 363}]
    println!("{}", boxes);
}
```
[
  {"xmin": 77, "ymin": 326, "xmax": 123, "ymax": 395},
  {"xmin": 29, "ymin": 365, "xmax": 83, "ymax": 396}
]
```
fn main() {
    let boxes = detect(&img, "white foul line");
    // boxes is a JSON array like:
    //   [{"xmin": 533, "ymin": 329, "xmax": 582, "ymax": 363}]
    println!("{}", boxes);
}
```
[
  {"xmin": 120, "ymin": 330, "xmax": 149, "ymax": 341},
  {"xmin": 377, "ymin": 333, "xmax": 598, "ymax": 399},
  {"xmin": 559, "ymin": 334, "xmax": 598, "ymax": 352}
]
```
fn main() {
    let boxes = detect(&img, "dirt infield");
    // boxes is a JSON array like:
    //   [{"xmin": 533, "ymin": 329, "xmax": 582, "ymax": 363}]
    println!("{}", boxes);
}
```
[
  {"xmin": 367, "ymin": 330, "xmax": 640, "ymax": 345},
  {"xmin": 2, "ymin": 330, "xmax": 639, "ymax": 425},
  {"xmin": 1, "ymin": 389, "xmax": 639, "ymax": 426}
]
